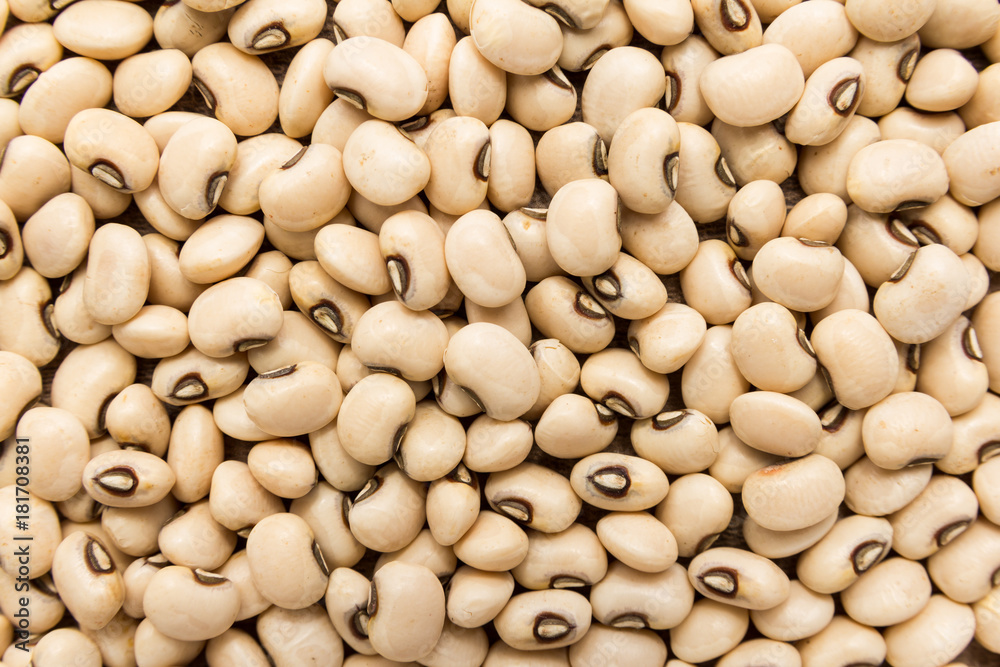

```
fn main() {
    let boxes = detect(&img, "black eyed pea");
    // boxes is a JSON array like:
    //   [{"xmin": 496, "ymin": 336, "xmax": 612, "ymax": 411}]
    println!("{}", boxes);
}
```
[
  {"xmin": 259, "ymin": 144, "xmax": 352, "ymax": 233},
  {"xmin": 493, "ymin": 589, "xmax": 592, "ymax": 651},
  {"xmin": 661, "ymin": 34, "xmax": 718, "ymax": 126},
  {"xmin": 157, "ymin": 116, "xmax": 237, "ymax": 220},
  {"xmin": 580, "ymin": 46, "xmax": 665, "ymax": 145},
  {"xmin": 760, "ymin": 0, "xmax": 858, "ymax": 77},
  {"xmin": 157, "ymin": 499, "xmax": 236, "ymax": 571},
  {"xmin": 18, "ymin": 57, "xmax": 112, "ymax": 146},
  {"xmin": 511, "ymin": 523, "xmax": 608, "ymax": 590},
  {"xmin": 570, "ymin": 452, "xmax": 669, "ymax": 511},
  {"xmin": 674, "ymin": 122, "xmax": 737, "ymax": 223},
  {"xmin": 14, "ymin": 407, "xmax": 88, "ymax": 503},
  {"xmin": 861, "ymin": 392, "xmax": 954, "ymax": 469},
  {"xmin": 63, "ymin": 108, "xmax": 159, "ymax": 195},
  {"xmin": 323, "ymin": 36, "xmax": 428, "ymax": 121},
  {"xmin": 579, "ymin": 347, "xmax": 669, "ymax": 419},
  {"xmin": 715, "ymin": 638, "xmax": 801, "ymax": 667},
  {"xmin": 153, "ymin": 2, "xmax": 234, "ymax": 58},
  {"xmin": 243, "ymin": 361, "xmax": 343, "ymax": 438},
  {"xmin": 595, "ymin": 511, "xmax": 678, "ymax": 574},
  {"xmin": 279, "ymin": 38, "xmax": 336, "ymax": 138},
  {"xmin": 246, "ymin": 512, "xmax": 329, "ymax": 610},
  {"xmin": 888, "ymin": 474, "xmax": 980, "ymax": 561},
  {"xmin": 204, "ymin": 627, "xmax": 271, "ymax": 667},
  {"xmin": 795, "ymin": 615, "xmax": 887, "ymax": 667},
  {"xmin": 469, "ymin": 0, "xmax": 563, "ymax": 75},
  {"xmin": 336, "ymin": 373, "xmax": 416, "ymax": 467},
  {"xmin": 219, "ymin": 134, "xmax": 304, "ymax": 217},
  {"xmin": 935, "ymin": 392, "xmax": 1000, "ymax": 475},
  {"xmin": 402, "ymin": 14, "xmax": 455, "ymax": 116},
  {"xmin": 50, "ymin": 338, "xmax": 137, "ymax": 437},
  {"xmin": 751, "ymin": 237, "xmax": 845, "ymax": 313},
  {"xmin": 133, "ymin": 177, "xmax": 202, "ymax": 243},
  {"xmin": 111, "ymin": 305, "xmax": 190, "ymax": 361},
  {"xmin": 669, "ymin": 598, "xmax": 748, "ymax": 663},
  {"xmin": 150, "ymin": 346, "xmax": 249, "ymax": 408},
  {"xmin": 0, "ymin": 23, "xmax": 63, "ymax": 98},
  {"xmin": 394, "ymin": 400, "xmax": 466, "ymax": 482},
  {"xmin": 462, "ymin": 413, "xmax": 534, "ymax": 472},
  {"xmin": 351, "ymin": 300, "xmax": 448, "ymax": 381},
  {"xmin": 607, "ymin": 107, "xmax": 680, "ymax": 215},
  {"xmin": 0, "ymin": 200, "xmax": 21, "ymax": 282},
  {"xmin": 0, "ymin": 486, "xmax": 60, "ymax": 580},
  {"xmin": 290, "ymin": 483, "xmax": 366, "ymax": 571},
  {"xmin": 916, "ymin": 315, "xmax": 990, "ymax": 416},
  {"xmin": 342, "ymin": 120, "xmax": 430, "ymax": 208},
  {"xmin": 423, "ymin": 115, "xmax": 492, "ymax": 216},
  {"xmin": 622, "ymin": 0, "xmax": 691, "ymax": 46},
  {"xmin": 655, "ymin": 472, "xmax": 733, "ymax": 556},
  {"xmin": 905, "ymin": 47, "xmax": 979, "ymax": 113},
  {"xmin": 882, "ymin": 595, "xmax": 976, "ymax": 667},
  {"xmin": 228, "ymin": 0, "xmax": 326, "ymax": 54},
  {"xmin": 52, "ymin": 0, "xmax": 153, "ymax": 61},
  {"xmin": 840, "ymin": 558, "xmax": 931, "ymax": 627},
  {"xmin": 534, "ymin": 393, "xmax": 618, "ymax": 460},
  {"xmin": 324, "ymin": 567, "xmax": 376, "ymax": 655},
  {"xmin": 50, "ymin": 531, "xmax": 124, "ymax": 631},
  {"xmin": 836, "ymin": 206, "xmax": 919, "ymax": 288},
  {"xmin": 742, "ymin": 454, "xmax": 845, "ymax": 532},
  {"xmin": 379, "ymin": 209, "xmax": 451, "ymax": 311},
  {"xmin": 750, "ymin": 579, "xmax": 835, "ymax": 643},
  {"xmin": 505, "ymin": 67, "xmax": 577, "ymax": 133},
  {"xmin": 187, "ymin": 277, "xmax": 283, "ymax": 358},
  {"xmin": 0, "ymin": 135, "xmax": 72, "ymax": 222},
  {"xmin": 448, "ymin": 35, "xmax": 506, "ymax": 125},
  {"xmin": 487, "ymin": 119, "xmax": 536, "ymax": 213},
  {"xmin": 812, "ymin": 400, "xmax": 867, "ymax": 469},
  {"xmin": 846, "ymin": 139, "xmax": 950, "ymax": 214},
  {"xmin": 590, "ymin": 561, "xmax": 694, "ymax": 632},
  {"xmin": 21, "ymin": 193, "xmax": 94, "ymax": 281},
  {"xmin": 679, "ymin": 240, "xmax": 752, "ymax": 325},
  {"xmin": 689, "ymin": 547, "xmax": 790, "ymax": 610},
  {"xmin": 557, "ymin": 0, "xmax": 634, "ymax": 73},
  {"xmin": 973, "ymin": 582, "xmax": 1000, "ymax": 654},
  {"xmin": 731, "ymin": 302, "xmax": 817, "ymax": 393},
  {"xmin": 699, "ymin": 43, "xmax": 803, "ymax": 128},
  {"xmin": 246, "ymin": 439, "xmax": 318, "ymax": 500},
  {"xmin": 349, "ymin": 462, "xmax": 427, "ymax": 553},
  {"xmin": 142, "ymin": 566, "xmax": 241, "ymax": 641},
  {"xmin": 425, "ymin": 464, "xmax": 480, "ymax": 546},
  {"xmin": 366, "ymin": 561, "xmax": 445, "ymax": 662},
  {"xmin": 82, "ymin": 449, "xmax": 176, "ymax": 510},
  {"xmin": 256, "ymin": 604, "xmax": 344, "ymax": 667},
  {"xmin": 712, "ymin": 118, "xmax": 798, "ymax": 187},
  {"xmin": 627, "ymin": 302, "xmax": 707, "ymax": 376},
  {"xmin": 631, "ymin": 408, "xmax": 719, "ymax": 475},
  {"xmin": 445, "ymin": 209, "xmax": 526, "ymax": 308},
  {"xmin": 690, "ymin": 0, "xmax": 762, "ymax": 56},
  {"xmin": 103, "ymin": 383, "xmax": 171, "ymax": 458},
  {"xmin": 784, "ymin": 57, "xmax": 866, "ymax": 147},
  {"xmin": 447, "ymin": 566, "xmax": 515, "ymax": 630},
  {"xmin": 535, "ymin": 122, "xmax": 608, "ymax": 197},
  {"xmin": 796, "ymin": 515, "xmax": 894, "ymax": 594},
  {"xmin": 926, "ymin": 519, "xmax": 1000, "ymax": 604},
  {"xmin": 844, "ymin": 0, "xmax": 936, "ymax": 43},
  {"xmin": 484, "ymin": 462, "xmax": 582, "ymax": 533},
  {"xmin": 0, "ymin": 266, "xmax": 59, "ymax": 368},
  {"xmin": 453, "ymin": 510, "xmax": 529, "ymax": 572},
  {"xmin": 191, "ymin": 42, "xmax": 279, "ymax": 137},
  {"xmin": 849, "ymin": 34, "xmax": 919, "ymax": 118},
  {"xmin": 30, "ymin": 627, "xmax": 101, "ymax": 667},
  {"xmin": 289, "ymin": 260, "xmax": 371, "ymax": 344},
  {"xmin": 879, "ymin": 107, "xmax": 966, "ymax": 155},
  {"xmin": 809, "ymin": 308, "xmax": 899, "ymax": 410},
  {"xmin": 725, "ymin": 180, "xmax": 786, "ymax": 261}
]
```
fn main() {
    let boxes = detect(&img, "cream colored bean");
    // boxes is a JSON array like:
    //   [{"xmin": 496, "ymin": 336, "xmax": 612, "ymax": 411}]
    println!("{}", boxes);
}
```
[
  {"xmin": 558, "ymin": 0, "xmax": 633, "ymax": 72},
  {"xmin": 691, "ymin": 0, "xmax": 762, "ymax": 55},
  {"xmin": 465, "ymin": 296, "xmax": 532, "ymax": 346},
  {"xmin": 689, "ymin": 546, "xmax": 790, "ymax": 610},
  {"xmin": 974, "ymin": 583, "xmax": 1000, "ymax": 654},
  {"xmin": 289, "ymin": 260, "xmax": 371, "ymax": 343},
  {"xmin": 400, "ymin": 14, "xmax": 454, "ymax": 116},
  {"xmin": 264, "ymin": 212, "xmax": 330, "ymax": 259},
  {"xmin": 742, "ymin": 454, "xmax": 844, "ymax": 532},
  {"xmin": 215, "ymin": 379, "xmax": 272, "ymax": 438},
  {"xmin": 761, "ymin": 0, "xmax": 857, "ymax": 77},
  {"xmin": 845, "ymin": 0, "xmax": 935, "ymax": 43},
  {"xmin": 246, "ymin": 512, "xmax": 328, "ymax": 610},
  {"xmin": 700, "ymin": 44, "xmax": 803, "ymax": 128},
  {"xmin": 974, "ymin": 456, "xmax": 1000, "ymax": 525},
  {"xmin": 154, "ymin": 3, "xmax": 234, "ymax": 58},
  {"xmin": 260, "ymin": 144, "xmax": 351, "ymax": 232},
  {"xmin": 732, "ymin": 303, "xmax": 815, "ymax": 392},
  {"xmin": 784, "ymin": 57, "xmax": 865, "ymax": 147},
  {"xmin": 21, "ymin": 193, "xmax": 92, "ymax": 281},
  {"xmin": 424, "ymin": 464, "xmax": 480, "ymax": 546},
  {"xmin": 621, "ymin": 202, "xmax": 698, "ymax": 282},
  {"xmin": 839, "ymin": 556, "xmax": 931, "ymax": 627},
  {"xmin": 873, "ymin": 244, "xmax": 969, "ymax": 345},
  {"xmin": 330, "ymin": 0, "xmax": 405, "ymax": 46},
  {"xmin": 883, "ymin": 595, "xmax": 976, "ymax": 667},
  {"xmin": 14, "ymin": 407, "xmax": 88, "ymax": 503},
  {"xmin": 323, "ymin": 36, "xmax": 428, "ymax": 121},
  {"xmin": 112, "ymin": 49, "xmax": 191, "ymax": 119},
  {"xmin": 493, "ymin": 589, "xmax": 591, "ymax": 651},
  {"xmin": 836, "ymin": 208, "xmax": 918, "ymax": 288},
  {"xmin": 917, "ymin": 316, "xmax": 989, "ymax": 416},
  {"xmin": 661, "ymin": 34, "xmax": 718, "ymax": 126},
  {"xmin": 861, "ymin": 391, "xmax": 953, "ymax": 469},
  {"xmin": 878, "ymin": 108, "xmax": 966, "ymax": 157},
  {"xmin": 291, "ymin": 482, "xmax": 366, "ymax": 569},
  {"xmin": 157, "ymin": 116, "xmax": 237, "ymax": 219},
  {"xmin": 798, "ymin": 119, "xmax": 879, "ymax": 207},
  {"xmin": 336, "ymin": 373, "xmax": 416, "ymax": 466},
  {"xmin": 50, "ymin": 531, "xmax": 124, "ymax": 631},
  {"xmin": 781, "ymin": 194, "xmax": 848, "ymax": 246},
  {"xmin": 446, "ymin": 566, "xmax": 514, "ymax": 631},
  {"xmin": 448, "ymin": 35, "xmax": 505, "ymax": 125},
  {"xmin": 312, "ymin": 97, "xmax": 376, "ymax": 153},
  {"xmin": 158, "ymin": 498, "xmax": 236, "ymax": 571},
  {"xmin": 579, "ymin": 347, "xmax": 669, "ymax": 419},
  {"xmin": 324, "ymin": 567, "xmax": 375, "ymax": 655},
  {"xmin": 937, "ymin": 392, "xmax": 1000, "ymax": 475},
  {"xmin": 0, "ymin": 23, "xmax": 62, "ymax": 98},
  {"xmin": 150, "ymin": 345, "xmax": 249, "ymax": 406},
  {"xmin": 570, "ymin": 452, "xmax": 669, "ymax": 512},
  {"xmin": 679, "ymin": 240, "xmax": 752, "ymax": 325},
  {"xmin": 580, "ymin": 46, "xmax": 665, "ymax": 144},
  {"xmin": 0, "ymin": 200, "xmax": 20, "ymax": 281},
  {"xmin": 247, "ymin": 439, "xmax": 317, "ymax": 500},
  {"xmin": 218, "ymin": 134, "xmax": 303, "ymax": 216},
  {"xmin": 187, "ymin": 277, "xmax": 282, "ymax": 358},
  {"xmin": 256, "ymin": 604, "xmax": 344, "ymax": 667},
  {"xmin": 0, "ymin": 267, "xmax": 59, "ymax": 367},
  {"xmin": 712, "ymin": 118, "xmax": 798, "ymax": 187},
  {"xmin": 82, "ymin": 222, "xmax": 150, "ymax": 326},
  {"xmin": 590, "ymin": 561, "xmax": 692, "ymax": 631},
  {"xmin": 847, "ymin": 139, "xmax": 950, "ymax": 214},
  {"xmin": 104, "ymin": 383, "xmax": 171, "ymax": 457},
  {"xmin": 485, "ymin": 462, "xmax": 582, "ymax": 533},
  {"xmin": 669, "ymin": 598, "xmax": 748, "ymax": 663},
  {"xmin": 82, "ymin": 449, "xmax": 175, "ymax": 509},
  {"xmin": 30, "ymin": 627, "xmax": 101, "ymax": 667},
  {"xmin": 486, "ymin": 120, "xmax": 535, "ymax": 213},
  {"xmin": 469, "ymin": 0, "xmax": 562, "ymax": 76},
  {"xmin": 243, "ymin": 361, "xmax": 342, "ymax": 437},
  {"xmin": 445, "ymin": 210, "xmax": 525, "ymax": 307},
  {"xmin": 111, "ymin": 305, "xmax": 189, "ymax": 362},
  {"xmin": 632, "ymin": 409, "xmax": 719, "ymax": 476},
  {"xmin": 926, "ymin": 518, "xmax": 1000, "ymax": 604},
  {"xmin": 903, "ymin": 48, "xmax": 977, "ymax": 114},
  {"xmin": 462, "ymin": 413, "xmax": 533, "ymax": 473},
  {"xmin": 228, "ymin": 0, "xmax": 325, "ymax": 54},
  {"xmin": 730, "ymin": 392, "xmax": 821, "ymax": 458},
  {"xmin": 422, "ymin": 115, "xmax": 491, "ymax": 216},
  {"xmin": 743, "ymin": 510, "xmax": 838, "ymax": 560},
  {"xmin": 674, "ymin": 122, "xmax": 737, "ymax": 223},
  {"xmin": 973, "ymin": 292, "xmax": 1000, "ymax": 393},
  {"xmin": 342, "ymin": 121, "xmax": 429, "ymax": 208},
  {"xmin": 751, "ymin": 238, "xmax": 845, "ymax": 313},
  {"xmin": 725, "ymin": 180, "xmax": 786, "ymax": 262},
  {"xmin": 132, "ymin": 177, "xmax": 201, "ymax": 242},
  {"xmin": 208, "ymin": 461, "xmax": 284, "ymax": 536},
  {"xmin": 395, "ymin": 400, "xmax": 466, "ymax": 481},
  {"xmin": 844, "ymin": 455, "xmax": 931, "ymax": 517},
  {"xmin": 142, "ymin": 565, "xmax": 240, "ymax": 641},
  {"xmin": 890, "ymin": 474, "xmax": 979, "ymax": 560},
  {"xmin": 165, "ymin": 405, "xmax": 222, "ymax": 505},
  {"xmin": 274, "ymin": 42, "xmax": 335, "ymax": 138},
  {"xmin": 681, "ymin": 325, "xmax": 750, "ymax": 424},
  {"xmin": 0, "ymin": 486, "xmax": 59, "ymax": 581},
  {"xmin": 750, "ymin": 580, "xmax": 834, "ymax": 642},
  {"xmin": 349, "ymin": 462, "xmax": 426, "ymax": 553},
  {"xmin": 0, "ymin": 135, "xmax": 71, "ymax": 221},
  {"xmin": 53, "ymin": 263, "xmax": 111, "ymax": 345},
  {"xmin": 143, "ymin": 234, "xmax": 208, "ymax": 312},
  {"xmin": 453, "ymin": 510, "xmax": 529, "ymax": 572},
  {"xmin": 534, "ymin": 394, "xmax": 617, "ymax": 460},
  {"xmin": 18, "ymin": 57, "xmax": 111, "ymax": 145},
  {"xmin": 0, "ymin": 569, "xmax": 62, "ymax": 635},
  {"xmin": 961, "ymin": 63, "xmax": 1000, "ymax": 131},
  {"xmin": 796, "ymin": 515, "xmax": 893, "ymax": 594},
  {"xmin": 628, "ymin": 302, "xmax": 706, "ymax": 376},
  {"xmin": 607, "ymin": 108, "xmax": 679, "ymax": 215},
  {"xmin": 205, "ymin": 628, "xmax": 270, "ymax": 667},
  {"xmin": 795, "ymin": 616, "xmax": 886, "ymax": 667},
  {"xmin": 535, "ymin": 122, "xmax": 608, "ymax": 196},
  {"xmin": 897, "ymin": 197, "xmax": 979, "ymax": 261},
  {"xmin": 947, "ymin": 122, "xmax": 1000, "ymax": 208},
  {"xmin": 512, "ymin": 524, "xmax": 607, "ymax": 590},
  {"xmin": 919, "ymin": 0, "xmax": 999, "ymax": 48},
  {"xmin": 53, "ymin": 0, "xmax": 153, "ymax": 61},
  {"xmin": 51, "ymin": 338, "xmax": 136, "ymax": 437},
  {"xmin": 810, "ymin": 309, "xmax": 898, "ymax": 410},
  {"xmin": 351, "ymin": 301, "xmax": 447, "ymax": 381},
  {"xmin": 378, "ymin": 209, "xmax": 449, "ymax": 310},
  {"xmin": 505, "ymin": 67, "xmax": 577, "ymax": 132},
  {"xmin": 191, "ymin": 43, "xmax": 278, "ymax": 137}
]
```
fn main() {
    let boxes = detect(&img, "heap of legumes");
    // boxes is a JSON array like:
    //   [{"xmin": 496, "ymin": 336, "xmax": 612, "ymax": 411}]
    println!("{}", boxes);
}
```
[{"xmin": 0, "ymin": 0, "xmax": 999, "ymax": 664}]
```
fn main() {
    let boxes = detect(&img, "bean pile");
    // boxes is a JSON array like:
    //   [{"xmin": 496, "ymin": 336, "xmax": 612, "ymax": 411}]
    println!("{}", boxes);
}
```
[{"xmin": 0, "ymin": 0, "xmax": 999, "ymax": 665}]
